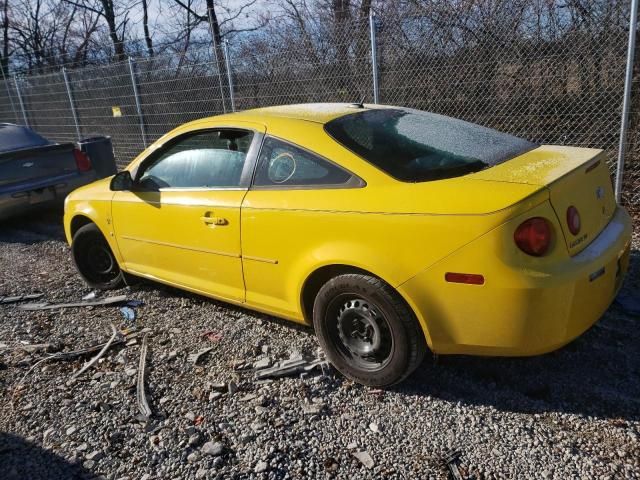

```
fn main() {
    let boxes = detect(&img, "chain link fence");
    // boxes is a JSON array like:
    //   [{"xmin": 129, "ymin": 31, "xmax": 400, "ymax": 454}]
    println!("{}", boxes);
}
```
[{"xmin": 0, "ymin": 6, "xmax": 637, "ymax": 219}]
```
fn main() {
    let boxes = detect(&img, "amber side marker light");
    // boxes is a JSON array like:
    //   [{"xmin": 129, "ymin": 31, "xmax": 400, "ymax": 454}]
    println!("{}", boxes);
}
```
[{"xmin": 445, "ymin": 272, "xmax": 485, "ymax": 285}]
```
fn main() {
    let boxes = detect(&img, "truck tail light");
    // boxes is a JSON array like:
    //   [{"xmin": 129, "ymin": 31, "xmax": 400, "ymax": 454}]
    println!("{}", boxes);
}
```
[{"xmin": 73, "ymin": 148, "xmax": 92, "ymax": 172}]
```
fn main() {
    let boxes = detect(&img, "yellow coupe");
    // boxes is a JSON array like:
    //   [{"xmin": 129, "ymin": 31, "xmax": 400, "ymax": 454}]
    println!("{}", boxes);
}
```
[{"xmin": 63, "ymin": 103, "xmax": 632, "ymax": 386}]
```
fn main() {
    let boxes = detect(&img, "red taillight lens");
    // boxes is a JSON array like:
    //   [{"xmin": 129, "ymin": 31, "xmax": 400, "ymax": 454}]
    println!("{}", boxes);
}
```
[
  {"xmin": 514, "ymin": 217, "xmax": 552, "ymax": 257},
  {"xmin": 73, "ymin": 148, "xmax": 91, "ymax": 172},
  {"xmin": 566, "ymin": 206, "xmax": 581, "ymax": 235}
]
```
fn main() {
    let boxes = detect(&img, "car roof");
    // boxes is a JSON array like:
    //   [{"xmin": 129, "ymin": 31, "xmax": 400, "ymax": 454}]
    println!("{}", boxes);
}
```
[{"xmin": 220, "ymin": 103, "xmax": 385, "ymax": 125}]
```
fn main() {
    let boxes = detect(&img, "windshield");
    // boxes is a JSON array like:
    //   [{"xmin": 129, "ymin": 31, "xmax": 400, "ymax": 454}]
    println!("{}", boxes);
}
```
[{"xmin": 324, "ymin": 108, "xmax": 537, "ymax": 182}]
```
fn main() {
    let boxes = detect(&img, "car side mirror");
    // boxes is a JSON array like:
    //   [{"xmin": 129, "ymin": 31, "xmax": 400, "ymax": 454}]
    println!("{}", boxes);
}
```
[{"xmin": 110, "ymin": 171, "xmax": 133, "ymax": 191}]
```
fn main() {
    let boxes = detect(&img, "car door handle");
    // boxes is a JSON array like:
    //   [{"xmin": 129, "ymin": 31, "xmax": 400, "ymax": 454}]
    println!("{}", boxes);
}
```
[{"xmin": 201, "ymin": 215, "xmax": 228, "ymax": 226}]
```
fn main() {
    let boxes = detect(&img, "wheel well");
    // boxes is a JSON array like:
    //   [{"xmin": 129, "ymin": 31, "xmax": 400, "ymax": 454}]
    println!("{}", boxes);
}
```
[
  {"xmin": 70, "ymin": 215, "xmax": 94, "ymax": 238},
  {"xmin": 301, "ymin": 264, "xmax": 379, "ymax": 323}
]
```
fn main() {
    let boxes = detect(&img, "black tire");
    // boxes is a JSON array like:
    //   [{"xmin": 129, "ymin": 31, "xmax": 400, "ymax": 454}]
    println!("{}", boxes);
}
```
[
  {"xmin": 71, "ymin": 223, "xmax": 124, "ymax": 290},
  {"xmin": 313, "ymin": 273, "xmax": 426, "ymax": 387}
]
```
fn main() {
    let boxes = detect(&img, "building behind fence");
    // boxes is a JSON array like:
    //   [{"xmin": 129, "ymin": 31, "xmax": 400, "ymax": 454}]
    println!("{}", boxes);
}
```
[{"xmin": 0, "ymin": 5, "xmax": 638, "ymax": 217}]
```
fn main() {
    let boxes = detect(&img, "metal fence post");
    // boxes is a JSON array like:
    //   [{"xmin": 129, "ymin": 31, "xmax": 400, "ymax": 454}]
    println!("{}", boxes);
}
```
[
  {"xmin": 222, "ymin": 40, "xmax": 236, "ymax": 112},
  {"xmin": 13, "ymin": 76, "xmax": 28, "ymax": 127},
  {"xmin": 369, "ymin": 12, "xmax": 380, "ymax": 104},
  {"xmin": 615, "ymin": 0, "xmax": 639, "ymax": 203},
  {"xmin": 208, "ymin": 7, "xmax": 227, "ymax": 114},
  {"xmin": 128, "ymin": 58, "xmax": 147, "ymax": 148},
  {"xmin": 0, "ymin": 66, "xmax": 19, "ymax": 123},
  {"xmin": 62, "ymin": 68, "xmax": 82, "ymax": 141}
]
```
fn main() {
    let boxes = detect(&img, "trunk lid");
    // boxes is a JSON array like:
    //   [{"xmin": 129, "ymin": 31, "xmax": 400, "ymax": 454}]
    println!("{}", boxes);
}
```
[
  {"xmin": 0, "ymin": 143, "xmax": 78, "ymax": 188},
  {"xmin": 470, "ymin": 145, "xmax": 616, "ymax": 256}
]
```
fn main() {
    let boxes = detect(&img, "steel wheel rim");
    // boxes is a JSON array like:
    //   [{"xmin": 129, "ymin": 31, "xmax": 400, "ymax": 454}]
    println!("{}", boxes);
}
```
[
  {"xmin": 326, "ymin": 295, "xmax": 394, "ymax": 371},
  {"xmin": 77, "ymin": 237, "xmax": 119, "ymax": 283},
  {"xmin": 87, "ymin": 244, "xmax": 114, "ymax": 275}
]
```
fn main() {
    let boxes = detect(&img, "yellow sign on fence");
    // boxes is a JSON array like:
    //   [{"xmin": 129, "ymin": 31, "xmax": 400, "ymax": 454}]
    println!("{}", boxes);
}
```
[{"xmin": 112, "ymin": 106, "xmax": 122, "ymax": 117}]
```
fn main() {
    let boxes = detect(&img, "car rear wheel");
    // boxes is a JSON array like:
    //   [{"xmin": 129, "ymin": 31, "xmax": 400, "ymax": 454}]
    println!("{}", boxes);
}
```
[
  {"xmin": 313, "ymin": 273, "xmax": 426, "ymax": 387},
  {"xmin": 72, "ymin": 223, "xmax": 124, "ymax": 290}
]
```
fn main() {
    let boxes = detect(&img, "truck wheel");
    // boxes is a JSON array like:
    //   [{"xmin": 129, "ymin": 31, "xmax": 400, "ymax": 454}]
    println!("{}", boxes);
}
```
[
  {"xmin": 71, "ymin": 223, "xmax": 124, "ymax": 290},
  {"xmin": 313, "ymin": 273, "xmax": 426, "ymax": 387}
]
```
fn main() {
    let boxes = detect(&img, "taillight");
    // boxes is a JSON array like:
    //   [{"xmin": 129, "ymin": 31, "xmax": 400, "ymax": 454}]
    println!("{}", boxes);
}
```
[
  {"xmin": 566, "ymin": 206, "xmax": 581, "ymax": 235},
  {"xmin": 514, "ymin": 217, "xmax": 552, "ymax": 257},
  {"xmin": 73, "ymin": 148, "xmax": 91, "ymax": 172}
]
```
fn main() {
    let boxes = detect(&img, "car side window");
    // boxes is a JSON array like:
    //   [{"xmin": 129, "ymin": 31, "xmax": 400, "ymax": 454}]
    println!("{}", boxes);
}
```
[
  {"xmin": 253, "ymin": 136, "xmax": 353, "ymax": 187},
  {"xmin": 137, "ymin": 129, "xmax": 254, "ymax": 189}
]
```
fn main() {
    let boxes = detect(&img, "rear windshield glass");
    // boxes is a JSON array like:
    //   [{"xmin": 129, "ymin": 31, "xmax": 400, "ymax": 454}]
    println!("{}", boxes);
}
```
[{"xmin": 324, "ymin": 108, "xmax": 537, "ymax": 182}]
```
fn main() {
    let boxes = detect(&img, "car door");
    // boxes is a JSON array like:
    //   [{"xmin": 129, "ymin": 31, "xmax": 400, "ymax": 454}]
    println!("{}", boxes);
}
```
[
  {"xmin": 241, "ymin": 136, "xmax": 363, "ymax": 318},
  {"xmin": 111, "ymin": 125, "xmax": 264, "ymax": 302}
]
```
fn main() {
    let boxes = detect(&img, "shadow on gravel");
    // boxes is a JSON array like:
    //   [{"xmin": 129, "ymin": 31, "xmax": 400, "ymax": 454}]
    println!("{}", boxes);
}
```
[
  {"xmin": 0, "ymin": 432, "xmax": 92, "ymax": 480},
  {"xmin": 398, "ymin": 249, "xmax": 640, "ymax": 422},
  {"xmin": 0, "ymin": 207, "xmax": 66, "ymax": 244}
]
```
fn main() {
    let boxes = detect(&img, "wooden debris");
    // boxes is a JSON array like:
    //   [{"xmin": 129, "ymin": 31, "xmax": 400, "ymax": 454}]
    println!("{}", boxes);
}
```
[
  {"xmin": 136, "ymin": 333, "xmax": 152, "ymax": 419},
  {"xmin": 18, "ymin": 295, "xmax": 128, "ymax": 311},
  {"xmin": 72, "ymin": 324, "xmax": 118, "ymax": 379},
  {"xmin": 0, "ymin": 293, "xmax": 44, "ymax": 305}
]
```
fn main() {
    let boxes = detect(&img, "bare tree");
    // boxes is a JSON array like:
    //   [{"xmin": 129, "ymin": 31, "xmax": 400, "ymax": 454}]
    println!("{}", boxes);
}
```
[
  {"xmin": 7, "ymin": 0, "xmax": 101, "ymax": 72},
  {"xmin": 0, "ymin": 0, "xmax": 10, "ymax": 75},
  {"xmin": 141, "ymin": 0, "xmax": 153, "ymax": 57},
  {"xmin": 63, "ymin": 0, "xmax": 131, "ymax": 61}
]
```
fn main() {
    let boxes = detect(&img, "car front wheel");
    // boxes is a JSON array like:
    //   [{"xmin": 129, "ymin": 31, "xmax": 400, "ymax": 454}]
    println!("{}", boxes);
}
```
[
  {"xmin": 71, "ymin": 223, "xmax": 124, "ymax": 290},
  {"xmin": 313, "ymin": 273, "xmax": 426, "ymax": 387}
]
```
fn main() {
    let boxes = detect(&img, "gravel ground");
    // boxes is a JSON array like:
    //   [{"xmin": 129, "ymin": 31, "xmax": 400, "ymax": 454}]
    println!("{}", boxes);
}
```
[{"xmin": 1, "ymin": 209, "xmax": 639, "ymax": 480}]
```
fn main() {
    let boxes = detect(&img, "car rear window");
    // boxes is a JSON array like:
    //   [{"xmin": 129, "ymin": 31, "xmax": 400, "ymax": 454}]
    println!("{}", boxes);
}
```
[{"xmin": 324, "ymin": 108, "xmax": 537, "ymax": 182}]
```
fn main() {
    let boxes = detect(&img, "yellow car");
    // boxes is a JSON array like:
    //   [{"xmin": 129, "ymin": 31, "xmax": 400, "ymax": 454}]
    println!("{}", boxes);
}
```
[{"xmin": 63, "ymin": 103, "xmax": 632, "ymax": 387}]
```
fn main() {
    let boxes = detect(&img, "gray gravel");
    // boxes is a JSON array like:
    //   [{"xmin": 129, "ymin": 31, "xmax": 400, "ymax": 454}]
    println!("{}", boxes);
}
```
[{"xmin": 1, "ymin": 208, "xmax": 639, "ymax": 480}]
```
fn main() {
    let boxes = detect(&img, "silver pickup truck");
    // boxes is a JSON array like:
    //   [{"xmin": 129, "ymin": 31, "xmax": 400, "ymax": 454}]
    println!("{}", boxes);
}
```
[{"xmin": 0, "ymin": 124, "xmax": 102, "ymax": 221}]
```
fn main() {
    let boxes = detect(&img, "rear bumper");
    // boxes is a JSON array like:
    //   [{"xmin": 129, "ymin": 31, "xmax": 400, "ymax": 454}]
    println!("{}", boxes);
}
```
[
  {"xmin": 0, "ymin": 171, "xmax": 97, "ymax": 221},
  {"xmin": 399, "ymin": 205, "xmax": 633, "ymax": 356}
]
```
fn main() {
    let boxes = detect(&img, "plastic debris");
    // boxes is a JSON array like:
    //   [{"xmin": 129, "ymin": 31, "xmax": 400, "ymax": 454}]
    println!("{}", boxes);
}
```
[
  {"xmin": 137, "ymin": 333, "xmax": 152, "ymax": 419},
  {"xmin": 352, "ymin": 450, "xmax": 374, "ymax": 469},
  {"xmin": 254, "ymin": 356, "xmax": 329, "ymax": 380},
  {"xmin": 72, "ymin": 324, "xmax": 118, "ymax": 379},
  {"xmin": 120, "ymin": 306, "xmax": 136, "ymax": 322},
  {"xmin": 187, "ymin": 347, "xmax": 214, "ymax": 365},
  {"xmin": 0, "ymin": 293, "xmax": 44, "ymax": 305},
  {"xmin": 82, "ymin": 292, "xmax": 97, "ymax": 301},
  {"xmin": 18, "ymin": 295, "xmax": 128, "ymax": 311}
]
